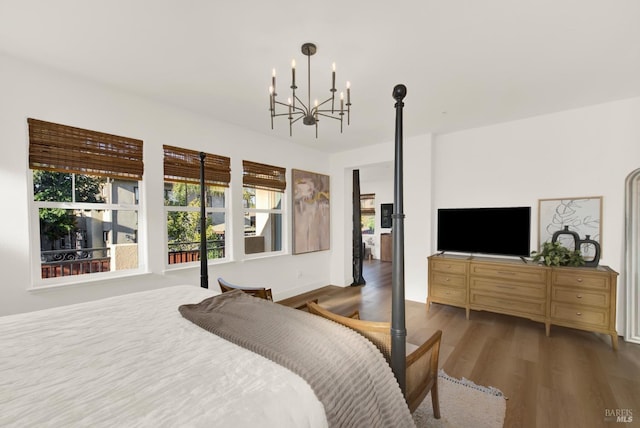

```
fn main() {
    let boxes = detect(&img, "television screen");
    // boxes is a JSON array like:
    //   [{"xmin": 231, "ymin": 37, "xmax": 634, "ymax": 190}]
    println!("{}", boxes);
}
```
[{"xmin": 437, "ymin": 207, "xmax": 531, "ymax": 257}]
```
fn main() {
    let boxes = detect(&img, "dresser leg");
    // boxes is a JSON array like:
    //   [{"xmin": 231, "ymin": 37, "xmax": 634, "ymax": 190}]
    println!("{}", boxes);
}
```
[
  {"xmin": 611, "ymin": 334, "xmax": 619, "ymax": 351},
  {"xmin": 465, "ymin": 307, "xmax": 470, "ymax": 320},
  {"xmin": 545, "ymin": 323, "xmax": 550, "ymax": 337}
]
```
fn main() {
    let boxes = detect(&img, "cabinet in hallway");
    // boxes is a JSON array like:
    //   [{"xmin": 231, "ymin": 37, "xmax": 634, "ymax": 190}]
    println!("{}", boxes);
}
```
[{"xmin": 380, "ymin": 233, "xmax": 392, "ymax": 262}]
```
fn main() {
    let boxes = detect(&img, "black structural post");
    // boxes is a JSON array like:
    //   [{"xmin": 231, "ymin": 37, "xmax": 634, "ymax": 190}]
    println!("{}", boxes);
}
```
[
  {"xmin": 351, "ymin": 169, "xmax": 366, "ymax": 286},
  {"xmin": 390, "ymin": 84, "xmax": 407, "ymax": 394},
  {"xmin": 199, "ymin": 152, "xmax": 208, "ymax": 289}
]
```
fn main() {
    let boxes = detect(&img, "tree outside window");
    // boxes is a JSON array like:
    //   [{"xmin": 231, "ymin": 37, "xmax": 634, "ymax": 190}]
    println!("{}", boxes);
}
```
[{"xmin": 361, "ymin": 193, "xmax": 375, "ymax": 235}]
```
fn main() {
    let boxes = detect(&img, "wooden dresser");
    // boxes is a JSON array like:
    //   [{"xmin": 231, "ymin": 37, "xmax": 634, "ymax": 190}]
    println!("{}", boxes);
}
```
[
  {"xmin": 380, "ymin": 233, "xmax": 392, "ymax": 262},
  {"xmin": 427, "ymin": 254, "xmax": 619, "ymax": 349}
]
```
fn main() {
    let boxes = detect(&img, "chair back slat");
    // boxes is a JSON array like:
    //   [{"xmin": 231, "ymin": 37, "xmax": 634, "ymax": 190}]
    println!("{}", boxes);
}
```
[{"xmin": 217, "ymin": 277, "xmax": 273, "ymax": 301}]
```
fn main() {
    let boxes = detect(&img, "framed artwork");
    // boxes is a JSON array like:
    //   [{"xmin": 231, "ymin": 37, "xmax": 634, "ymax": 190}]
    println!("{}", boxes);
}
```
[
  {"xmin": 538, "ymin": 196, "xmax": 602, "ymax": 257},
  {"xmin": 380, "ymin": 203, "xmax": 393, "ymax": 229},
  {"xmin": 292, "ymin": 169, "xmax": 330, "ymax": 254}
]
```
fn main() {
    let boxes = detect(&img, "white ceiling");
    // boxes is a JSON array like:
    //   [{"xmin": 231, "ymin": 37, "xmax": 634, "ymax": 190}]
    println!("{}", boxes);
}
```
[{"xmin": 1, "ymin": 1, "xmax": 639, "ymax": 153}]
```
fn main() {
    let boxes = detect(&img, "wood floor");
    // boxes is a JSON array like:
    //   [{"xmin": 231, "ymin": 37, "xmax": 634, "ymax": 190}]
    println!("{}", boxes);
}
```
[{"xmin": 279, "ymin": 260, "xmax": 640, "ymax": 428}]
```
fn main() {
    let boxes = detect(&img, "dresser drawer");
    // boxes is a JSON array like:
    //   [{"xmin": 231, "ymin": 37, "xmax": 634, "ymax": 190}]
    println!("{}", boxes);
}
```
[
  {"xmin": 470, "ymin": 292, "xmax": 546, "ymax": 316},
  {"xmin": 470, "ymin": 277, "xmax": 546, "ymax": 300},
  {"xmin": 552, "ymin": 287, "xmax": 609, "ymax": 308},
  {"xmin": 470, "ymin": 264, "xmax": 547, "ymax": 283},
  {"xmin": 551, "ymin": 303, "xmax": 609, "ymax": 328},
  {"xmin": 553, "ymin": 271, "xmax": 609, "ymax": 290},
  {"xmin": 431, "ymin": 272, "xmax": 466, "ymax": 288},
  {"xmin": 430, "ymin": 284, "xmax": 466, "ymax": 304},
  {"xmin": 430, "ymin": 260, "xmax": 467, "ymax": 275}
]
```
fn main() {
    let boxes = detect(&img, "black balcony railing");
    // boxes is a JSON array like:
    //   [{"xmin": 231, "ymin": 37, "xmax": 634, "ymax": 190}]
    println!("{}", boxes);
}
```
[
  {"xmin": 167, "ymin": 239, "xmax": 225, "ymax": 264},
  {"xmin": 40, "ymin": 247, "xmax": 111, "ymax": 278}
]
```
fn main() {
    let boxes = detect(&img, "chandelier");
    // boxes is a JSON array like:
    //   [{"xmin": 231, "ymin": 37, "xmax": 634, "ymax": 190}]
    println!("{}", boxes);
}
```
[{"xmin": 269, "ymin": 42, "xmax": 351, "ymax": 138}]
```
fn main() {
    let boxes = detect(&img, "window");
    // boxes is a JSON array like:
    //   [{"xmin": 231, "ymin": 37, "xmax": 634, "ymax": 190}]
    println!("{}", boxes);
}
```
[
  {"xmin": 28, "ymin": 118, "xmax": 143, "ymax": 283},
  {"xmin": 361, "ymin": 193, "xmax": 375, "ymax": 235},
  {"xmin": 164, "ymin": 145, "xmax": 230, "ymax": 265},
  {"xmin": 242, "ymin": 160, "xmax": 286, "ymax": 255}
]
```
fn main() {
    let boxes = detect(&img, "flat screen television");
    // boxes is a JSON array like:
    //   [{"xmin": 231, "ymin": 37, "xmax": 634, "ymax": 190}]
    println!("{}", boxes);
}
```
[{"xmin": 437, "ymin": 207, "xmax": 531, "ymax": 257}]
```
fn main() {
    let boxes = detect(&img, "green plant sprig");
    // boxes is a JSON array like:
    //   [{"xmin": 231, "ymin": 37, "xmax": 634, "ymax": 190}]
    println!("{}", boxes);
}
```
[{"xmin": 531, "ymin": 241, "xmax": 585, "ymax": 267}]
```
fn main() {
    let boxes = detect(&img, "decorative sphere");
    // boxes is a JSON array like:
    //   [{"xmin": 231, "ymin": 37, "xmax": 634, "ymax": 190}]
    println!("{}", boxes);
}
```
[{"xmin": 392, "ymin": 84, "xmax": 407, "ymax": 101}]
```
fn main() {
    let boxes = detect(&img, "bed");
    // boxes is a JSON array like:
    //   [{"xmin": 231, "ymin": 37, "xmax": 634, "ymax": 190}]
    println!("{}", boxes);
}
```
[{"xmin": 0, "ymin": 285, "xmax": 413, "ymax": 427}]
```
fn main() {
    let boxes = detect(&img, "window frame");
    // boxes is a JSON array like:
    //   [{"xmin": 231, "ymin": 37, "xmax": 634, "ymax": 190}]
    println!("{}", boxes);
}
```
[
  {"xmin": 29, "ymin": 173, "xmax": 145, "ymax": 288},
  {"xmin": 242, "ymin": 160, "xmax": 287, "ymax": 258},
  {"xmin": 164, "ymin": 184, "xmax": 230, "ymax": 268}
]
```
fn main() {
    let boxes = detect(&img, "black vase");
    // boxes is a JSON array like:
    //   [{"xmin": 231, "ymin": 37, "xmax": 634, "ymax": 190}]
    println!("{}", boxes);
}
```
[
  {"xmin": 579, "ymin": 235, "xmax": 601, "ymax": 267},
  {"xmin": 551, "ymin": 226, "xmax": 580, "ymax": 251}
]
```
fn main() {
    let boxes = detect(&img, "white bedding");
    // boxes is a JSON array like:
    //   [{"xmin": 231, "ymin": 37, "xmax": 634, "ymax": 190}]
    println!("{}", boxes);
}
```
[{"xmin": 0, "ymin": 285, "xmax": 327, "ymax": 427}]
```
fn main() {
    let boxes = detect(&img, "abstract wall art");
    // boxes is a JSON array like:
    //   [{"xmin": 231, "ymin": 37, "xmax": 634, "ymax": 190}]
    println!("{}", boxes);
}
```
[{"xmin": 292, "ymin": 169, "xmax": 330, "ymax": 254}]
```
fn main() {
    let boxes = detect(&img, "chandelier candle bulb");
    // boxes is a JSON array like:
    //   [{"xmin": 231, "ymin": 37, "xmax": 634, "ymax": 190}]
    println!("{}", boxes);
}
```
[
  {"xmin": 331, "ymin": 63, "xmax": 336, "ymax": 90},
  {"xmin": 269, "ymin": 86, "xmax": 274, "ymax": 111},
  {"xmin": 346, "ymin": 81, "xmax": 351, "ymax": 124},
  {"xmin": 331, "ymin": 62, "xmax": 336, "ymax": 113},
  {"xmin": 288, "ymin": 98, "xmax": 293, "ymax": 136},
  {"xmin": 272, "ymin": 69, "xmax": 276, "ymax": 94},
  {"xmin": 269, "ymin": 86, "xmax": 274, "ymax": 128},
  {"xmin": 291, "ymin": 60, "xmax": 296, "ymax": 88}
]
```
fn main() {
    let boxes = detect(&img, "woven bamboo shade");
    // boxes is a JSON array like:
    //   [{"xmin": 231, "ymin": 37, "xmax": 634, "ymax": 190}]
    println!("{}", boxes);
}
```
[
  {"xmin": 28, "ymin": 118, "xmax": 143, "ymax": 180},
  {"xmin": 242, "ymin": 160, "xmax": 286, "ymax": 192},
  {"xmin": 361, "ymin": 193, "xmax": 375, "ymax": 215},
  {"xmin": 163, "ymin": 145, "xmax": 230, "ymax": 187}
]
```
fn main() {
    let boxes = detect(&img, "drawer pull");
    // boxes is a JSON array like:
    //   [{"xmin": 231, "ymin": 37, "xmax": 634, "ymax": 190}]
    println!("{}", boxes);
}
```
[
  {"xmin": 576, "ymin": 278, "xmax": 583, "ymax": 282},
  {"xmin": 576, "ymin": 312, "xmax": 582, "ymax": 316},
  {"xmin": 496, "ymin": 285, "xmax": 515, "ymax": 290},
  {"xmin": 576, "ymin": 294, "xmax": 583, "ymax": 299},
  {"xmin": 445, "ymin": 278, "xmax": 450, "ymax": 281}
]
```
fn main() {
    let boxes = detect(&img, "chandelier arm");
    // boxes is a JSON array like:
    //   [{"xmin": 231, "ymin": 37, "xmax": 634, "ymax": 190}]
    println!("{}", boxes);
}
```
[
  {"xmin": 293, "ymin": 95, "xmax": 309, "ymax": 114},
  {"xmin": 274, "ymin": 99, "xmax": 307, "ymax": 118},
  {"xmin": 274, "ymin": 99, "xmax": 306, "ymax": 112},
  {"xmin": 314, "ymin": 97, "xmax": 334, "ymax": 108},
  {"xmin": 290, "ymin": 115, "xmax": 305, "ymax": 125},
  {"xmin": 272, "ymin": 112, "xmax": 303, "ymax": 118},
  {"xmin": 316, "ymin": 107, "xmax": 345, "ymax": 113},
  {"xmin": 291, "ymin": 107, "xmax": 307, "ymax": 116}
]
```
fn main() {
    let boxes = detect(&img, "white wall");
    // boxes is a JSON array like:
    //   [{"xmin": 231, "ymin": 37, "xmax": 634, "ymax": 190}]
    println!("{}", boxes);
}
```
[
  {"xmin": 0, "ymin": 53, "xmax": 331, "ymax": 316},
  {"xmin": 432, "ymin": 97, "xmax": 640, "ymax": 333}
]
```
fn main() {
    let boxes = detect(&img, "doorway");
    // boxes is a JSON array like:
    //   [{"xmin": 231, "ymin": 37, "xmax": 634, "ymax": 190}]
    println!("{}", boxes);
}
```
[{"xmin": 625, "ymin": 168, "xmax": 640, "ymax": 344}]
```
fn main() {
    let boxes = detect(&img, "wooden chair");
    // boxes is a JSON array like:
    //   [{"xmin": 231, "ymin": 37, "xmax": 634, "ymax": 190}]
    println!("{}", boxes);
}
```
[
  {"xmin": 217, "ymin": 277, "xmax": 273, "ymax": 301},
  {"xmin": 306, "ymin": 301, "xmax": 442, "ymax": 416}
]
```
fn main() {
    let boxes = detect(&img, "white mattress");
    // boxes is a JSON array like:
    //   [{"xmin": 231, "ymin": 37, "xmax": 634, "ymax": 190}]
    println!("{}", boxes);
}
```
[{"xmin": 0, "ymin": 285, "xmax": 327, "ymax": 427}]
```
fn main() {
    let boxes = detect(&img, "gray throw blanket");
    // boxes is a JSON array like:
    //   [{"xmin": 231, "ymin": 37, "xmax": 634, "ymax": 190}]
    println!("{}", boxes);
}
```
[{"xmin": 179, "ymin": 290, "xmax": 415, "ymax": 428}]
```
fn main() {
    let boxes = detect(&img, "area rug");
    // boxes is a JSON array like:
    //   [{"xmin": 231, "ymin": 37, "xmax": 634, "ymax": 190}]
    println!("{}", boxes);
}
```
[{"xmin": 413, "ymin": 370, "xmax": 507, "ymax": 428}]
